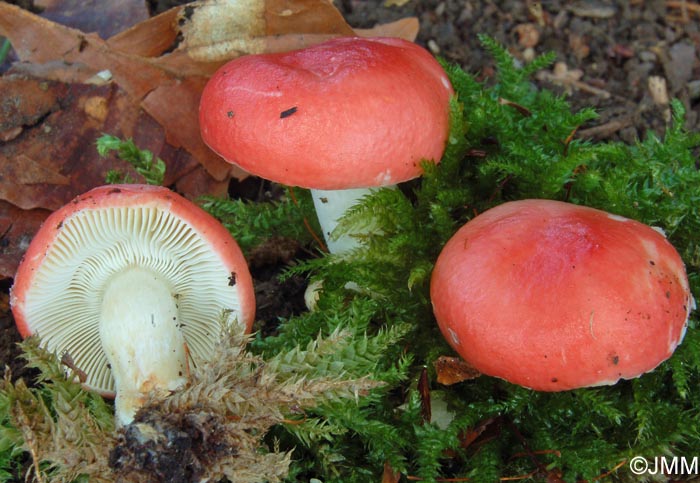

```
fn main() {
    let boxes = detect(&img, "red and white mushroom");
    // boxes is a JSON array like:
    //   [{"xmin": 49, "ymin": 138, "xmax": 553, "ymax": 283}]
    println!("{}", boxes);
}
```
[
  {"xmin": 11, "ymin": 184, "xmax": 255, "ymax": 425},
  {"xmin": 430, "ymin": 199, "xmax": 694, "ymax": 391},
  {"xmin": 199, "ymin": 36, "xmax": 453, "ymax": 253}
]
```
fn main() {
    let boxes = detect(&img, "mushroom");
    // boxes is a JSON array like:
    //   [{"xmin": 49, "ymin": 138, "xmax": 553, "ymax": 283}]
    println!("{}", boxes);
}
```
[
  {"xmin": 430, "ymin": 199, "xmax": 694, "ymax": 391},
  {"xmin": 10, "ymin": 184, "xmax": 255, "ymax": 425},
  {"xmin": 199, "ymin": 36, "xmax": 453, "ymax": 254}
]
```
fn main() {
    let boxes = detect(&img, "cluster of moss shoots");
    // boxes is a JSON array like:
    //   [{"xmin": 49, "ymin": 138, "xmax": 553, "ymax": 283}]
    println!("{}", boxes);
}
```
[{"xmin": 1, "ymin": 36, "xmax": 699, "ymax": 482}]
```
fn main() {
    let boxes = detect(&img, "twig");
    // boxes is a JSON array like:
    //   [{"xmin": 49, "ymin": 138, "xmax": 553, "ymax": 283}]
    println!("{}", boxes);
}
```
[
  {"xmin": 287, "ymin": 187, "xmax": 328, "ymax": 253},
  {"xmin": 537, "ymin": 66, "xmax": 612, "ymax": 99},
  {"xmin": 589, "ymin": 459, "xmax": 628, "ymax": 482},
  {"xmin": 576, "ymin": 116, "xmax": 634, "ymax": 139}
]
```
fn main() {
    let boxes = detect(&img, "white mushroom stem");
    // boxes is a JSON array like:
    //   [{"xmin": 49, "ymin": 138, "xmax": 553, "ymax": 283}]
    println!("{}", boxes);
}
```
[
  {"xmin": 311, "ymin": 186, "xmax": 395, "ymax": 254},
  {"xmin": 307, "ymin": 186, "xmax": 395, "ymax": 309},
  {"xmin": 311, "ymin": 187, "xmax": 375, "ymax": 254},
  {"xmin": 100, "ymin": 266, "xmax": 188, "ymax": 426}
]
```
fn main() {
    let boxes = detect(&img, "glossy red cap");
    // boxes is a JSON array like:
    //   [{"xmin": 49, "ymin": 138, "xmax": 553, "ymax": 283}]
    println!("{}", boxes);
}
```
[
  {"xmin": 199, "ymin": 36, "xmax": 454, "ymax": 190},
  {"xmin": 430, "ymin": 199, "xmax": 693, "ymax": 391}
]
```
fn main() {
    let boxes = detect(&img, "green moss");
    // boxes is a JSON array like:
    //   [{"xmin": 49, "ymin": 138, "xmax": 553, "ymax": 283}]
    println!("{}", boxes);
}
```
[{"xmin": 96, "ymin": 134, "xmax": 166, "ymax": 186}]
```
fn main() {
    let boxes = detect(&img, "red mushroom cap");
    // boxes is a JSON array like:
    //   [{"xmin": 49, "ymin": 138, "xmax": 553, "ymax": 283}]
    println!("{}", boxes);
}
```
[
  {"xmin": 199, "ymin": 36, "xmax": 454, "ymax": 190},
  {"xmin": 11, "ymin": 184, "xmax": 255, "ymax": 396},
  {"xmin": 430, "ymin": 199, "xmax": 693, "ymax": 391}
]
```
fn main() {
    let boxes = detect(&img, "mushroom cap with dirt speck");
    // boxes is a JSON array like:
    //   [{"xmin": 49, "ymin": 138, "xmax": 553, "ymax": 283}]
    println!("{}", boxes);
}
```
[
  {"xmin": 430, "ymin": 199, "xmax": 693, "ymax": 391},
  {"xmin": 10, "ymin": 184, "xmax": 255, "ymax": 398},
  {"xmin": 198, "ymin": 36, "xmax": 454, "ymax": 190}
]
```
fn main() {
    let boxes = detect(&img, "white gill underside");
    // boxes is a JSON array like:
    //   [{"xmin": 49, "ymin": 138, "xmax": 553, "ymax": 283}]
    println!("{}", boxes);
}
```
[{"xmin": 22, "ymin": 205, "xmax": 243, "ymax": 395}]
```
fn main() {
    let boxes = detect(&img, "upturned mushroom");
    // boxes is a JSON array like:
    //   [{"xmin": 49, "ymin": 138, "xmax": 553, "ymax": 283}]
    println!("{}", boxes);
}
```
[
  {"xmin": 11, "ymin": 184, "xmax": 255, "ymax": 425},
  {"xmin": 430, "ymin": 199, "xmax": 694, "ymax": 391},
  {"xmin": 199, "ymin": 36, "xmax": 453, "ymax": 253}
]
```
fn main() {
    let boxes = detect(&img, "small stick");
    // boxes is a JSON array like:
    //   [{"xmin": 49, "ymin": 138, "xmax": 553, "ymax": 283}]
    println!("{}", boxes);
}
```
[
  {"xmin": 577, "ymin": 117, "xmax": 634, "ymax": 139},
  {"xmin": 60, "ymin": 352, "xmax": 88, "ymax": 383},
  {"xmin": 288, "ymin": 187, "xmax": 328, "ymax": 253}
]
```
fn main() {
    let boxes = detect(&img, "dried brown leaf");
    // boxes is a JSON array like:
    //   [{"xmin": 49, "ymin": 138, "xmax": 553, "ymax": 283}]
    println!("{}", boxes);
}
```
[
  {"xmin": 106, "ymin": 7, "xmax": 182, "ymax": 57},
  {"xmin": 459, "ymin": 417, "xmax": 499, "ymax": 450},
  {"xmin": 178, "ymin": 0, "xmax": 355, "ymax": 62},
  {"xmin": 0, "ymin": 2, "xmax": 244, "ymax": 190},
  {"xmin": 3, "ymin": 154, "xmax": 71, "ymax": 186},
  {"xmin": 141, "ymin": 76, "xmax": 235, "ymax": 182},
  {"xmin": 173, "ymin": 164, "xmax": 232, "ymax": 201},
  {"xmin": 434, "ymin": 355, "xmax": 481, "ymax": 385},
  {"xmin": 0, "ymin": 202, "xmax": 49, "ymax": 279},
  {"xmin": 0, "ymin": 77, "xmax": 201, "ymax": 211},
  {"xmin": 0, "ymin": 76, "xmax": 59, "ymax": 133},
  {"xmin": 356, "ymin": 16, "xmax": 420, "ymax": 41}
]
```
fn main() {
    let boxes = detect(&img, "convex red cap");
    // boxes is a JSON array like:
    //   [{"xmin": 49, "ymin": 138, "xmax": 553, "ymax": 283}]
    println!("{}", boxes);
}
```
[
  {"xmin": 430, "ymin": 199, "xmax": 693, "ymax": 391},
  {"xmin": 199, "ymin": 36, "xmax": 454, "ymax": 190},
  {"xmin": 11, "ymin": 184, "xmax": 255, "ymax": 398}
]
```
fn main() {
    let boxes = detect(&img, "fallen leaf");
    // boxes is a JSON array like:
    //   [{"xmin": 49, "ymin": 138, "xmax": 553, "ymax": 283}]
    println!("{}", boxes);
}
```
[
  {"xmin": 356, "ymin": 17, "xmax": 419, "ymax": 41},
  {"xmin": 3, "ymin": 154, "xmax": 71, "ymax": 186},
  {"xmin": 172, "ymin": 158, "xmax": 232, "ymax": 201},
  {"xmin": 106, "ymin": 7, "xmax": 181, "ymax": 57},
  {"xmin": 0, "ymin": 4, "xmax": 227, "ymax": 185},
  {"xmin": 0, "ymin": 76, "xmax": 203, "ymax": 210},
  {"xmin": 141, "ymin": 76, "xmax": 234, "ymax": 181},
  {"xmin": 178, "ymin": 0, "xmax": 355, "ymax": 62},
  {"xmin": 0, "ymin": 76, "xmax": 59, "ymax": 133},
  {"xmin": 0, "ymin": 4, "xmax": 168, "ymax": 98},
  {"xmin": 433, "ymin": 356, "xmax": 481, "ymax": 385},
  {"xmin": 0, "ymin": 201, "xmax": 50, "ymax": 279},
  {"xmin": 459, "ymin": 416, "xmax": 499, "ymax": 450}
]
